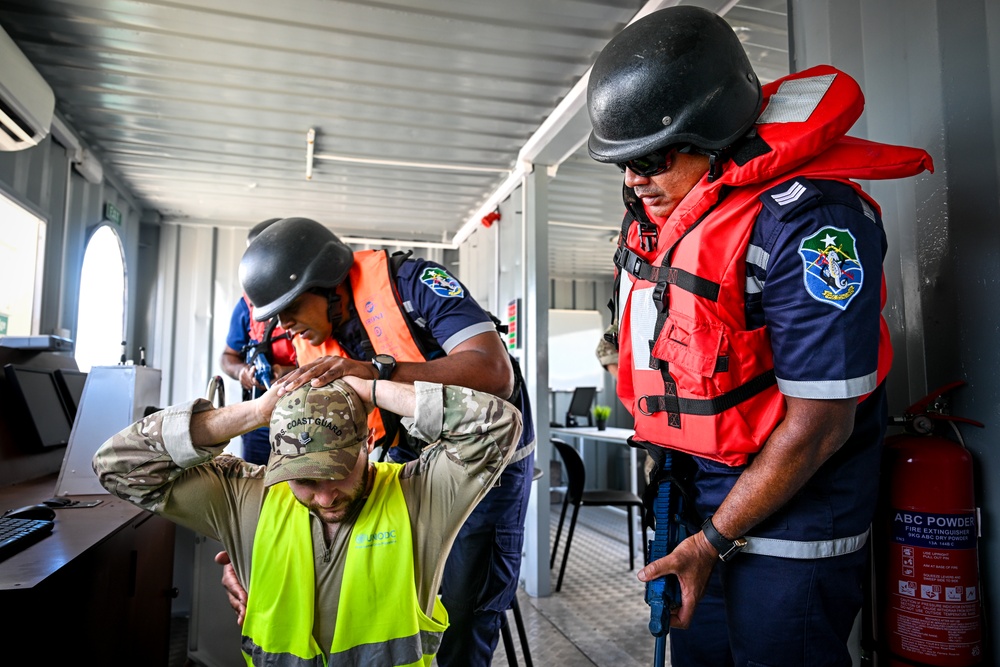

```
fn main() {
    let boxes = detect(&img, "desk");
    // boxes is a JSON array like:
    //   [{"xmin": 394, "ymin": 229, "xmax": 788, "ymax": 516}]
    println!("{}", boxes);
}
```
[
  {"xmin": 0, "ymin": 474, "xmax": 175, "ymax": 665},
  {"xmin": 549, "ymin": 426, "xmax": 638, "ymax": 496},
  {"xmin": 549, "ymin": 426, "xmax": 646, "ymax": 553}
]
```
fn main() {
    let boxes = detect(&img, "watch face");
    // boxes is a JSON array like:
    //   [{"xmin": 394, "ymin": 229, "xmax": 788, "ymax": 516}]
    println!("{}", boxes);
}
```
[{"xmin": 372, "ymin": 354, "xmax": 396, "ymax": 379}]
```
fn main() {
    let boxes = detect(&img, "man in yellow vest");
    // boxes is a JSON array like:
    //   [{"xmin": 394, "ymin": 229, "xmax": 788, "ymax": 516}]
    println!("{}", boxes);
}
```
[
  {"xmin": 93, "ymin": 374, "xmax": 522, "ymax": 666},
  {"xmin": 230, "ymin": 216, "xmax": 536, "ymax": 665}
]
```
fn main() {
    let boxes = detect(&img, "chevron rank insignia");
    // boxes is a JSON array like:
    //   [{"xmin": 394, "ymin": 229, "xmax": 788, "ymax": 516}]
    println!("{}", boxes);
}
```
[
  {"xmin": 798, "ymin": 226, "xmax": 864, "ymax": 310},
  {"xmin": 761, "ymin": 178, "xmax": 821, "ymax": 220}
]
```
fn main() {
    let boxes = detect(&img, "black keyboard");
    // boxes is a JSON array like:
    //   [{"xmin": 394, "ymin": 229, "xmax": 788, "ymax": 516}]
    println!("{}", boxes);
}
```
[{"xmin": 0, "ymin": 515, "xmax": 54, "ymax": 562}]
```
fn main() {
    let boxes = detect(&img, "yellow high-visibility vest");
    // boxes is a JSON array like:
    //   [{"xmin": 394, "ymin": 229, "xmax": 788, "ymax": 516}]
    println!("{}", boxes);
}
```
[{"xmin": 242, "ymin": 462, "xmax": 448, "ymax": 666}]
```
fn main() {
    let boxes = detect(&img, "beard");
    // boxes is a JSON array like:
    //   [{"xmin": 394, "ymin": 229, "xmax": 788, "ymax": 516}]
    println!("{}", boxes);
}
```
[{"xmin": 315, "ymin": 462, "xmax": 370, "ymax": 524}]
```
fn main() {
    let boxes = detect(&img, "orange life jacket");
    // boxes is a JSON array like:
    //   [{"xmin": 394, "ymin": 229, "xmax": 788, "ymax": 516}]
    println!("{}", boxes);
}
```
[
  {"xmin": 616, "ymin": 65, "xmax": 933, "ymax": 466},
  {"xmin": 294, "ymin": 249, "xmax": 428, "ymax": 444}
]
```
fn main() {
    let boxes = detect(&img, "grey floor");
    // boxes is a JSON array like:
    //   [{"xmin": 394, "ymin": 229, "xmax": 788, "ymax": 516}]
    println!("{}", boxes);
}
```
[
  {"xmin": 171, "ymin": 503, "xmax": 661, "ymax": 667},
  {"xmin": 492, "ymin": 504, "xmax": 659, "ymax": 667}
]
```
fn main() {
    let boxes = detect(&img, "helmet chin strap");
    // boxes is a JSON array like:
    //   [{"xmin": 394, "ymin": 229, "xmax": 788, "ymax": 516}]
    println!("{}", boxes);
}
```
[{"xmin": 705, "ymin": 150, "xmax": 725, "ymax": 183}]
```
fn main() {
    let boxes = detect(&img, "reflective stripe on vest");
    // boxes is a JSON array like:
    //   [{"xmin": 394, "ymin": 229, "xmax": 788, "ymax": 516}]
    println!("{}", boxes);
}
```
[
  {"xmin": 742, "ymin": 527, "xmax": 870, "ymax": 559},
  {"xmin": 242, "ymin": 463, "xmax": 447, "ymax": 667}
]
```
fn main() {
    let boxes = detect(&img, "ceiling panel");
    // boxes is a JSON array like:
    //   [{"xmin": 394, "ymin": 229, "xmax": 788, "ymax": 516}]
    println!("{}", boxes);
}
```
[{"xmin": 0, "ymin": 0, "xmax": 787, "ymax": 280}]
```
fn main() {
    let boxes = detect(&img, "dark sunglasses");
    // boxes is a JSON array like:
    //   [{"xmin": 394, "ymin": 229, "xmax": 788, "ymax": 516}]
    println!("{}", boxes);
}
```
[{"xmin": 617, "ymin": 145, "xmax": 692, "ymax": 177}]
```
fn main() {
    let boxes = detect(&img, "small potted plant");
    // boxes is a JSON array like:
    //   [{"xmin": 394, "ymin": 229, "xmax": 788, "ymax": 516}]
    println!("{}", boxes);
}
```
[{"xmin": 592, "ymin": 405, "xmax": 612, "ymax": 431}]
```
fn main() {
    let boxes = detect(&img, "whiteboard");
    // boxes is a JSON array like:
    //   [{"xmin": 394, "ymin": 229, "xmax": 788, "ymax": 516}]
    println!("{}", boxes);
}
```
[{"xmin": 548, "ymin": 309, "xmax": 605, "ymax": 392}]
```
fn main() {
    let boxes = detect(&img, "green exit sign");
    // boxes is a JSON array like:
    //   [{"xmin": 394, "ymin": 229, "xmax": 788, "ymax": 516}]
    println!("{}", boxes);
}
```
[{"xmin": 104, "ymin": 202, "xmax": 122, "ymax": 226}]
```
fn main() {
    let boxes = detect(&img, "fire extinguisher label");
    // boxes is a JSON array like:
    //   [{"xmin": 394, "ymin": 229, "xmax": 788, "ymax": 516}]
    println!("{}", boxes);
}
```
[
  {"xmin": 887, "ymin": 509, "xmax": 982, "ymax": 664},
  {"xmin": 891, "ymin": 511, "xmax": 977, "ymax": 549}
]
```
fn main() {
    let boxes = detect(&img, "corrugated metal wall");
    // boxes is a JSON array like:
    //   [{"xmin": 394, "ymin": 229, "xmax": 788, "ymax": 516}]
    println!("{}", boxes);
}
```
[
  {"xmin": 0, "ymin": 134, "xmax": 146, "ymax": 370},
  {"xmin": 791, "ymin": 0, "xmax": 1000, "ymax": 649}
]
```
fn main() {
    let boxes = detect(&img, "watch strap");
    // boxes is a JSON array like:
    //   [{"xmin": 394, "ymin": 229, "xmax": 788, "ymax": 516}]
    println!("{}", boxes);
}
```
[{"xmin": 702, "ymin": 517, "xmax": 747, "ymax": 562}]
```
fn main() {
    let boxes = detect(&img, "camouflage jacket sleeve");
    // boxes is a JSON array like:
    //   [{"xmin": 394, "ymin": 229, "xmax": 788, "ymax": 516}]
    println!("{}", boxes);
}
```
[
  {"xmin": 402, "ymin": 382, "xmax": 523, "ymax": 611},
  {"xmin": 406, "ymin": 381, "xmax": 522, "ymax": 485},
  {"xmin": 92, "ymin": 398, "xmax": 256, "ymax": 515}
]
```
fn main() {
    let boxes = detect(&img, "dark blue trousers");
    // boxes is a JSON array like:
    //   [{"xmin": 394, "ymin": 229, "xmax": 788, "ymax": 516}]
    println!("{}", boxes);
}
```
[
  {"xmin": 435, "ymin": 451, "xmax": 534, "ymax": 667},
  {"xmin": 669, "ymin": 547, "xmax": 867, "ymax": 666},
  {"xmin": 665, "ymin": 390, "xmax": 884, "ymax": 667},
  {"xmin": 241, "ymin": 426, "xmax": 271, "ymax": 465}
]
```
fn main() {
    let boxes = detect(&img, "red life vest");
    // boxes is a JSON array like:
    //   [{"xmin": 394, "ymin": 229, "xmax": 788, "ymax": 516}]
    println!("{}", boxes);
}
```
[
  {"xmin": 616, "ymin": 65, "xmax": 933, "ymax": 466},
  {"xmin": 242, "ymin": 295, "xmax": 297, "ymax": 367},
  {"xmin": 293, "ymin": 249, "xmax": 428, "ymax": 444}
]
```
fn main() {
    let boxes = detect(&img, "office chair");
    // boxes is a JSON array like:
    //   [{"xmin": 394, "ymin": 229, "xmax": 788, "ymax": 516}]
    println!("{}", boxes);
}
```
[{"xmin": 550, "ymin": 438, "xmax": 646, "ymax": 593}]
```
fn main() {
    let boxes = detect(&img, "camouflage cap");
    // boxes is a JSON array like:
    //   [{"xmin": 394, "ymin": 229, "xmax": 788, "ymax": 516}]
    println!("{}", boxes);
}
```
[{"xmin": 263, "ymin": 379, "xmax": 369, "ymax": 487}]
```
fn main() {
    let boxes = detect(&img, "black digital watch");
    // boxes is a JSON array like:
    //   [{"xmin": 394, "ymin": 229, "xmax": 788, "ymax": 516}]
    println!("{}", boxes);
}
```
[{"xmin": 371, "ymin": 354, "xmax": 396, "ymax": 380}]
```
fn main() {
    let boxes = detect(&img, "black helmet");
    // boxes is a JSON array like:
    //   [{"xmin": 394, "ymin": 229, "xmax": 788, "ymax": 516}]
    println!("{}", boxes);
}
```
[
  {"xmin": 587, "ymin": 6, "xmax": 762, "ymax": 163},
  {"xmin": 246, "ymin": 218, "xmax": 281, "ymax": 247},
  {"xmin": 240, "ymin": 217, "xmax": 354, "ymax": 321}
]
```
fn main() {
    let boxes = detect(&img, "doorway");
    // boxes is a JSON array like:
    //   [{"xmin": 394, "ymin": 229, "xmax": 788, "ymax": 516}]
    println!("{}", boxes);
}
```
[{"xmin": 75, "ymin": 224, "xmax": 126, "ymax": 371}]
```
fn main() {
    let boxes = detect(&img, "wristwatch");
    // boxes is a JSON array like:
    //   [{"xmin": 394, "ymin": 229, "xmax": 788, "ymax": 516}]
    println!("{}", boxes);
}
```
[
  {"xmin": 701, "ymin": 517, "xmax": 747, "ymax": 562},
  {"xmin": 371, "ymin": 354, "xmax": 396, "ymax": 380}
]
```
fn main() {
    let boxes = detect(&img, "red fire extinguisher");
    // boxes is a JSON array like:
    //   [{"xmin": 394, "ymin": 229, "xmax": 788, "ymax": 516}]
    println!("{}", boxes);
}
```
[{"xmin": 876, "ymin": 381, "xmax": 985, "ymax": 666}]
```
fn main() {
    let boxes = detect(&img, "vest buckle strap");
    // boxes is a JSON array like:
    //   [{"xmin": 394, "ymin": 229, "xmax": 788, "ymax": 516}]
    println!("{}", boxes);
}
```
[
  {"xmin": 638, "ymin": 395, "xmax": 682, "ymax": 429},
  {"xmin": 634, "ymin": 255, "xmax": 653, "ymax": 279},
  {"xmin": 616, "ymin": 245, "xmax": 660, "ymax": 283},
  {"xmin": 652, "ymin": 281, "xmax": 668, "ymax": 312},
  {"xmin": 647, "ymin": 339, "xmax": 659, "ymax": 370},
  {"xmin": 637, "ymin": 370, "xmax": 777, "ymax": 418},
  {"xmin": 639, "ymin": 221, "xmax": 658, "ymax": 252},
  {"xmin": 663, "ymin": 267, "xmax": 722, "ymax": 302},
  {"xmin": 637, "ymin": 392, "xmax": 680, "ymax": 419}
]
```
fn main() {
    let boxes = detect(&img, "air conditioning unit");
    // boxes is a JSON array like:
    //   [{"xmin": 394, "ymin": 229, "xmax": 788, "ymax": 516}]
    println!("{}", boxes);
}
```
[{"xmin": 0, "ymin": 25, "xmax": 54, "ymax": 151}]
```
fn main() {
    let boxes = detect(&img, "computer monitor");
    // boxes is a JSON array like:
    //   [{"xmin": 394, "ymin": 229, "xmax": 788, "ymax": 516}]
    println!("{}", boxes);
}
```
[
  {"xmin": 3, "ymin": 364, "xmax": 74, "ymax": 449},
  {"xmin": 54, "ymin": 368, "xmax": 88, "ymax": 421},
  {"xmin": 565, "ymin": 386, "xmax": 597, "ymax": 427}
]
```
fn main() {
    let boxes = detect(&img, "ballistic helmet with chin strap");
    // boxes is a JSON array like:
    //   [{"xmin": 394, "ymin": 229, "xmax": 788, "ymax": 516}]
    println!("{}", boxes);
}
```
[
  {"xmin": 240, "ymin": 217, "xmax": 354, "ymax": 322},
  {"xmin": 587, "ymin": 6, "xmax": 763, "ymax": 164}
]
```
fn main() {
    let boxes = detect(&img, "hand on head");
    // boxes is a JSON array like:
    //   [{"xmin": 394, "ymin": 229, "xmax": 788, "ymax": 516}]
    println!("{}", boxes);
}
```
[
  {"xmin": 275, "ymin": 356, "xmax": 377, "ymax": 397},
  {"xmin": 253, "ymin": 381, "xmax": 284, "ymax": 429}
]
